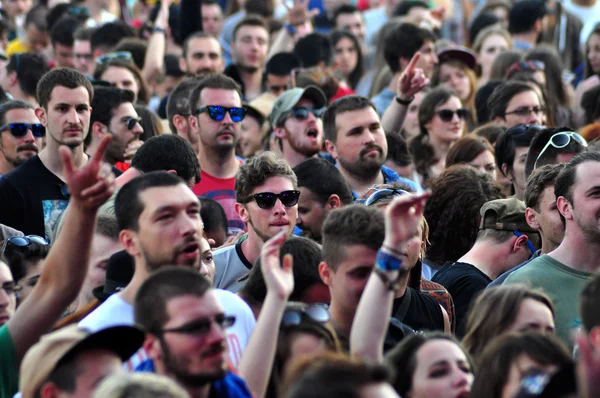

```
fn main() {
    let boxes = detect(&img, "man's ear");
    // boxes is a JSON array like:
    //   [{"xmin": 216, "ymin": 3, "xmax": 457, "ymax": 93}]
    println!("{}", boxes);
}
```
[
  {"xmin": 92, "ymin": 121, "xmax": 107, "ymax": 140},
  {"xmin": 120, "ymin": 229, "xmax": 141, "ymax": 257},
  {"xmin": 273, "ymin": 125, "xmax": 286, "ymax": 139},
  {"xmin": 39, "ymin": 382, "xmax": 60, "ymax": 398},
  {"xmin": 501, "ymin": 164, "xmax": 510, "ymax": 180},
  {"xmin": 319, "ymin": 261, "xmax": 333, "ymax": 285},
  {"xmin": 8, "ymin": 71, "xmax": 17, "ymax": 87},
  {"xmin": 35, "ymin": 107, "xmax": 47, "ymax": 127},
  {"xmin": 235, "ymin": 202, "xmax": 249, "ymax": 223},
  {"xmin": 144, "ymin": 333, "xmax": 163, "ymax": 362},
  {"xmin": 179, "ymin": 56, "xmax": 187, "ymax": 73},
  {"xmin": 172, "ymin": 114, "xmax": 187, "ymax": 135},
  {"xmin": 556, "ymin": 196, "xmax": 573, "ymax": 221},
  {"xmin": 325, "ymin": 139, "xmax": 338, "ymax": 159},
  {"xmin": 188, "ymin": 114, "xmax": 199, "ymax": 134},
  {"xmin": 525, "ymin": 207, "xmax": 540, "ymax": 230},
  {"xmin": 512, "ymin": 234, "xmax": 529, "ymax": 253},
  {"xmin": 326, "ymin": 194, "xmax": 342, "ymax": 210}
]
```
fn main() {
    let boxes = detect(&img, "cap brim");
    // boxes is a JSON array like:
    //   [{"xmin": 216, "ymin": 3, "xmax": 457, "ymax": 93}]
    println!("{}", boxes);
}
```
[
  {"xmin": 60, "ymin": 325, "xmax": 145, "ymax": 366},
  {"xmin": 300, "ymin": 85, "xmax": 328, "ymax": 109},
  {"xmin": 92, "ymin": 285, "xmax": 110, "ymax": 301},
  {"xmin": 438, "ymin": 48, "xmax": 477, "ymax": 70}
]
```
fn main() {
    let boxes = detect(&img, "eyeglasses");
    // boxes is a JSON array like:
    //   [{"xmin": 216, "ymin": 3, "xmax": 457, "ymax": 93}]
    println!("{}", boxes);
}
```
[
  {"xmin": 0, "ymin": 123, "xmax": 45, "ymax": 138},
  {"xmin": 504, "ymin": 106, "xmax": 546, "ymax": 118},
  {"xmin": 196, "ymin": 106, "xmax": 246, "ymax": 123},
  {"xmin": 365, "ymin": 188, "xmax": 409, "ymax": 207},
  {"xmin": 154, "ymin": 314, "xmax": 236, "ymax": 336},
  {"xmin": 282, "ymin": 303, "xmax": 330, "ymax": 327},
  {"xmin": 242, "ymin": 190, "xmax": 300, "ymax": 209},
  {"xmin": 534, "ymin": 131, "xmax": 587, "ymax": 169},
  {"xmin": 513, "ymin": 231, "xmax": 537, "ymax": 255},
  {"xmin": 506, "ymin": 61, "xmax": 545, "ymax": 79},
  {"xmin": 282, "ymin": 106, "xmax": 326, "ymax": 122},
  {"xmin": 436, "ymin": 109, "xmax": 469, "ymax": 122},
  {"xmin": 1, "ymin": 281, "xmax": 22, "ymax": 296},
  {"xmin": 122, "ymin": 117, "xmax": 142, "ymax": 130},
  {"xmin": 96, "ymin": 51, "xmax": 133, "ymax": 65}
]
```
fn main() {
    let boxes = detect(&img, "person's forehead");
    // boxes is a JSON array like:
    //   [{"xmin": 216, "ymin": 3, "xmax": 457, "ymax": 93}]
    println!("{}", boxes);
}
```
[
  {"xmin": 574, "ymin": 161, "xmax": 600, "ymax": 191},
  {"xmin": 103, "ymin": 66, "xmax": 135, "ymax": 80},
  {"xmin": 139, "ymin": 184, "xmax": 199, "ymax": 214},
  {"xmin": 199, "ymin": 87, "xmax": 240, "ymax": 105},
  {"xmin": 336, "ymin": 106, "xmax": 379, "ymax": 130},
  {"xmin": 0, "ymin": 262, "xmax": 13, "ymax": 283},
  {"xmin": 5, "ymin": 107, "xmax": 38, "ymax": 123},
  {"xmin": 189, "ymin": 37, "xmax": 221, "ymax": 52},
  {"xmin": 111, "ymin": 101, "xmax": 137, "ymax": 119},
  {"xmin": 508, "ymin": 90, "xmax": 540, "ymax": 107},
  {"xmin": 164, "ymin": 291, "xmax": 223, "ymax": 324},
  {"xmin": 337, "ymin": 12, "xmax": 362, "ymax": 23},
  {"xmin": 201, "ymin": 3, "xmax": 222, "ymax": 14},
  {"xmin": 236, "ymin": 25, "xmax": 268, "ymax": 40},
  {"xmin": 49, "ymin": 85, "xmax": 90, "ymax": 105},
  {"xmin": 251, "ymin": 175, "xmax": 295, "ymax": 195}
]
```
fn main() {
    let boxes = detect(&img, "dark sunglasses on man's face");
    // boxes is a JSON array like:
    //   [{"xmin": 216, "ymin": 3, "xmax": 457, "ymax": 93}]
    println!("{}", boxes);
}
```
[
  {"xmin": 243, "ymin": 190, "xmax": 301, "ymax": 209},
  {"xmin": 154, "ymin": 313, "xmax": 236, "ymax": 336},
  {"xmin": 0, "ymin": 123, "xmax": 45, "ymax": 138},
  {"xmin": 436, "ymin": 109, "xmax": 469, "ymax": 122},
  {"xmin": 196, "ymin": 106, "xmax": 246, "ymax": 123},
  {"xmin": 123, "ymin": 117, "xmax": 142, "ymax": 130},
  {"xmin": 287, "ymin": 106, "xmax": 325, "ymax": 121}
]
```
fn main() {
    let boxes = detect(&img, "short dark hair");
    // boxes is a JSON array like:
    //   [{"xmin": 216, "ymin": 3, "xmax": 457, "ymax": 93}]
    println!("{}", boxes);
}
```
[
  {"xmin": 189, "ymin": 73, "xmax": 241, "ymax": 113},
  {"xmin": 44, "ymin": 357, "xmax": 81, "ymax": 396},
  {"xmin": 36, "ymin": 68, "xmax": 94, "ymax": 110},
  {"xmin": 130, "ymin": 135, "xmax": 201, "ymax": 185},
  {"xmin": 90, "ymin": 21, "xmax": 136, "ymax": 53},
  {"xmin": 293, "ymin": 33, "xmax": 333, "ymax": 68},
  {"xmin": 113, "ymin": 38, "xmax": 148, "ymax": 70},
  {"xmin": 333, "ymin": 4, "xmax": 361, "ymax": 24},
  {"xmin": 50, "ymin": 16, "xmax": 81, "ymax": 47},
  {"xmin": 115, "ymin": 171, "xmax": 186, "ymax": 232},
  {"xmin": 580, "ymin": 273, "xmax": 600, "ymax": 332},
  {"xmin": 394, "ymin": 0, "xmax": 429, "ymax": 16},
  {"xmin": 475, "ymin": 80, "xmax": 503, "ymax": 124},
  {"xmin": 86, "ymin": 87, "xmax": 135, "ymax": 146},
  {"xmin": 7, "ymin": 53, "xmax": 50, "ymax": 99},
  {"xmin": 293, "ymin": 158, "xmax": 354, "ymax": 206},
  {"xmin": 524, "ymin": 163, "xmax": 564, "ymax": 210},
  {"xmin": 386, "ymin": 133, "xmax": 413, "ymax": 167},
  {"xmin": 488, "ymin": 81, "xmax": 537, "ymax": 121},
  {"xmin": 383, "ymin": 23, "xmax": 434, "ymax": 73},
  {"xmin": 322, "ymin": 205, "xmax": 384, "ymax": 270},
  {"xmin": 74, "ymin": 26, "xmax": 94, "ymax": 41},
  {"xmin": 0, "ymin": 100, "xmax": 34, "ymax": 126},
  {"xmin": 323, "ymin": 95, "xmax": 376, "ymax": 144},
  {"xmin": 166, "ymin": 77, "xmax": 200, "ymax": 133},
  {"xmin": 508, "ymin": 0, "xmax": 546, "ymax": 35},
  {"xmin": 468, "ymin": 12, "xmax": 500, "ymax": 46},
  {"xmin": 554, "ymin": 151, "xmax": 600, "ymax": 208},
  {"xmin": 445, "ymin": 135, "xmax": 494, "ymax": 167},
  {"xmin": 96, "ymin": 215, "xmax": 120, "ymax": 240},
  {"xmin": 494, "ymin": 125, "xmax": 538, "ymax": 176},
  {"xmin": 265, "ymin": 52, "xmax": 302, "ymax": 76},
  {"xmin": 472, "ymin": 123, "xmax": 506, "ymax": 146},
  {"xmin": 235, "ymin": 152, "xmax": 297, "ymax": 202},
  {"xmin": 524, "ymin": 127, "xmax": 587, "ymax": 178},
  {"xmin": 199, "ymin": 197, "xmax": 228, "ymax": 236},
  {"xmin": 232, "ymin": 14, "xmax": 268, "ymax": 43},
  {"xmin": 240, "ymin": 237, "xmax": 324, "ymax": 304},
  {"xmin": 3, "ymin": 239, "xmax": 49, "ymax": 283},
  {"xmin": 25, "ymin": 5, "xmax": 48, "ymax": 31},
  {"xmin": 134, "ymin": 267, "xmax": 211, "ymax": 334}
]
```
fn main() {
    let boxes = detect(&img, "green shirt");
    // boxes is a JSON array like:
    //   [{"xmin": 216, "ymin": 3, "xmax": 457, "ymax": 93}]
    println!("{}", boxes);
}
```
[
  {"xmin": 0, "ymin": 324, "xmax": 18, "ymax": 398},
  {"xmin": 504, "ymin": 254, "xmax": 591, "ymax": 347}
]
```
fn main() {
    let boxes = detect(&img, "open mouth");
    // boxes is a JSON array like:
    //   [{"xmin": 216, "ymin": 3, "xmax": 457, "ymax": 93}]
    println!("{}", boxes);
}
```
[
  {"xmin": 181, "ymin": 242, "xmax": 200, "ymax": 254},
  {"xmin": 306, "ymin": 129, "xmax": 319, "ymax": 138}
]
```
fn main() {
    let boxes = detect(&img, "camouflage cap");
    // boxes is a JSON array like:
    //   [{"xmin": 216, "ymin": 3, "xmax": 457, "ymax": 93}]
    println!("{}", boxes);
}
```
[{"xmin": 479, "ymin": 198, "xmax": 537, "ymax": 233}]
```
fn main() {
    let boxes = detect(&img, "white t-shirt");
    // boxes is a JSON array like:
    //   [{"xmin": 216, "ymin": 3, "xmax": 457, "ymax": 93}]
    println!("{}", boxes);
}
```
[
  {"xmin": 79, "ymin": 289, "xmax": 256, "ymax": 369},
  {"xmin": 560, "ymin": 0, "xmax": 600, "ymax": 46}
]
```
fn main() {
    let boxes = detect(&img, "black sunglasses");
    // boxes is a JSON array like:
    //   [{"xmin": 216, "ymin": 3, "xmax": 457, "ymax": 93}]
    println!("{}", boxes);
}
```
[
  {"xmin": 282, "ymin": 303, "xmax": 331, "ymax": 327},
  {"xmin": 243, "ymin": 190, "xmax": 300, "ymax": 209},
  {"xmin": 123, "ymin": 117, "xmax": 142, "ymax": 130},
  {"xmin": 196, "ymin": 106, "xmax": 246, "ymax": 123},
  {"xmin": 0, "ymin": 123, "xmax": 45, "ymax": 138},
  {"xmin": 284, "ymin": 106, "xmax": 325, "ymax": 122},
  {"xmin": 95, "ymin": 51, "xmax": 133, "ymax": 66},
  {"xmin": 154, "ymin": 313, "xmax": 236, "ymax": 336},
  {"xmin": 2, "ymin": 235, "xmax": 49, "ymax": 256},
  {"xmin": 436, "ymin": 109, "xmax": 469, "ymax": 122}
]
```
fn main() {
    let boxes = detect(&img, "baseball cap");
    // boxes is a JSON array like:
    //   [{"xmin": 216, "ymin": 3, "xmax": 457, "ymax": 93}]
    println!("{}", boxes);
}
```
[
  {"xmin": 245, "ymin": 91, "xmax": 277, "ymax": 122},
  {"xmin": 270, "ymin": 85, "xmax": 327, "ymax": 127},
  {"xmin": 437, "ymin": 45, "xmax": 477, "ymax": 70},
  {"xmin": 92, "ymin": 250, "xmax": 135, "ymax": 301},
  {"xmin": 20, "ymin": 325, "xmax": 145, "ymax": 398},
  {"xmin": 479, "ymin": 198, "xmax": 537, "ymax": 233}
]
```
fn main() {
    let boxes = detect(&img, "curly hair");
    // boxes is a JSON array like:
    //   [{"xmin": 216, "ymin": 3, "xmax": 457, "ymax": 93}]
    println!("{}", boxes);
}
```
[
  {"xmin": 235, "ymin": 152, "xmax": 297, "ymax": 202},
  {"xmin": 423, "ymin": 165, "xmax": 505, "ymax": 267}
]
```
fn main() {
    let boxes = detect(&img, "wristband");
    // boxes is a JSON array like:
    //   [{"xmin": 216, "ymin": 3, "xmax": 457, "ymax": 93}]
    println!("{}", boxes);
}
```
[
  {"xmin": 284, "ymin": 23, "xmax": 297, "ymax": 36},
  {"xmin": 395, "ymin": 95, "xmax": 414, "ymax": 106},
  {"xmin": 376, "ymin": 250, "xmax": 403, "ymax": 271},
  {"xmin": 153, "ymin": 27, "xmax": 167, "ymax": 35},
  {"xmin": 373, "ymin": 267, "xmax": 402, "ymax": 292}
]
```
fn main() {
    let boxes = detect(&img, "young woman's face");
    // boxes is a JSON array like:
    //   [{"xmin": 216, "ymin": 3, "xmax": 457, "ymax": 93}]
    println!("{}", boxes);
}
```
[
  {"xmin": 410, "ymin": 340, "xmax": 474, "ymax": 398},
  {"xmin": 101, "ymin": 66, "xmax": 140, "ymax": 103},
  {"xmin": 469, "ymin": 149, "xmax": 497, "ymax": 180},
  {"xmin": 478, "ymin": 34, "xmax": 510, "ymax": 80},
  {"xmin": 402, "ymin": 91, "xmax": 426, "ymax": 140},
  {"xmin": 425, "ymin": 96, "xmax": 465, "ymax": 144},
  {"xmin": 439, "ymin": 63, "xmax": 472, "ymax": 101},
  {"xmin": 334, "ymin": 37, "xmax": 358, "ymax": 78},
  {"xmin": 587, "ymin": 33, "xmax": 600, "ymax": 73}
]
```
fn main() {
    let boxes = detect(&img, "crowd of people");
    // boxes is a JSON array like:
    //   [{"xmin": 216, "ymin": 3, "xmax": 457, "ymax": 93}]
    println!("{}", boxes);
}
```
[{"xmin": 0, "ymin": 0, "xmax": 600, "ymax": 396}]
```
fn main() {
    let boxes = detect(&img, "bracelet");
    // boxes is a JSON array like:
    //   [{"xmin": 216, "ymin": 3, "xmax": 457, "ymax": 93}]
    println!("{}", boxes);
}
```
[
  {"xmin": 284, "ymin": 23, "xmax": 297, "ymax": 35},
  {"xmin": 395, "ymin": 95, "xmax": 414, "ymax": 106},
  {"xmin": 376, "ymin": 250, "xmax": 403, "ymax": 271},
  {"xmin": 381, "ymin": 243, "xmax": 405, "ymax": 258},
  {"xmin": 153, "ymin": 27, "xmax": 167, "ymax": 35},
  {"xmin": 373, "ymin": 267, "xmax": 402, "ymax": 292}
]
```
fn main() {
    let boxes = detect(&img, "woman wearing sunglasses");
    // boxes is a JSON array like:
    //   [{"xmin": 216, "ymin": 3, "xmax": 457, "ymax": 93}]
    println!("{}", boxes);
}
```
[{"xmin": 409, "ymin": 87, "xmax": 468, "ymax": 184}]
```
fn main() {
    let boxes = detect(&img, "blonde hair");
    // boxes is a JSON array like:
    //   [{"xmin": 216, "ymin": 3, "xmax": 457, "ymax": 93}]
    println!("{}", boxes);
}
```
[
  {"xmin": 92, "ymin": 373, "xmax": 190, "ymax": 398},
  {"xmin": 472, "ymin": 26, "xmax": 512, "ymax": 54}
]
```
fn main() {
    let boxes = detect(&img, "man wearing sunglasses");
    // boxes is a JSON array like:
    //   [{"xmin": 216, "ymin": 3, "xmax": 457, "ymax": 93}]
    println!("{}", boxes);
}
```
[
  {"xmin": 323, "ymin": 95, "xmax": 420, "ymax": 197},
  {"xmin": 188, "ymin": 73, "xmax": 247, "ymax": 234},
  {"xmin": 0, "ymin": 100, "xmax": 44, "ymax": 177},
  {"xmin": 86, "ymin": 87, "xmax": 143, "ymax": 166},
  {"xmin": 271, "ymin": 86, "xmax": 327, "ymax": 168},
  {"xmin": 524, "ymin": 127, "xmax": 587, "ymax": 179},
  {"xmin": 489, "ymin": 81, "xmax": 546, "ymax": 127},
  {"xmin": 504, "ymin": 152, "xmax": 600, "ymax": 347}
]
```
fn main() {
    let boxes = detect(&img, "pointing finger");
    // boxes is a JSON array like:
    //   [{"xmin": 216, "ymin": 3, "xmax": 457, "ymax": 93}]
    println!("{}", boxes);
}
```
[
  {"xmin": 406, "ymin": 52, "xmax": 421, "ymax": 73},
  {"xmin": 91, "ymin": 134, "xmax": 112, "ymax": 166}
]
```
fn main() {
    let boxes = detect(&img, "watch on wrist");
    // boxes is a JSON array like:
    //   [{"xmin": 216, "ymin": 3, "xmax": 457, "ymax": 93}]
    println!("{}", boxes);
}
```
[{"xmin": 395, "ymin": 95, "xmax": 414, "ymax": 106}]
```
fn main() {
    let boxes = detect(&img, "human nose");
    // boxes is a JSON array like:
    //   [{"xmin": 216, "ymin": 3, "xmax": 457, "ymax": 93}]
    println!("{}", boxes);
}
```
[
  {"xmin": 22, "ymin": 128, "xmax": 36, "ymax": 142},
  {"xmin": 133, "ymin": 122, "xmax": 143, "ymax": 136},
  {"xmin": 272, "ymin": 198, "xmax": 287, "ymax": 215},
  {"xmin": 0, "ymin": 288, "xmax": 10, "ymax": 307},
  {"xmin": 527, "ymin": 111, "xmax": 541, "ymax": 125}
]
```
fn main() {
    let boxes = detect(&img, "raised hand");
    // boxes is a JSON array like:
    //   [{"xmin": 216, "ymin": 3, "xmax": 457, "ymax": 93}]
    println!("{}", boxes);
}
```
[
  {"xmin": 285, "ymin": 0, "xmax": 319, "ymax": 28},
  {"xmin": 383, "ymin": 192, "xmax": 431, "ymax": 249},
  {"xmin": 59, "ymin": 134, "xmax": 115, "ymax": 211},
  {"xmin": 124, "ymin": 139, "xmax": 144, "ymax": 163},
  {"xmin": 397, "ymin": 52, "xmax": 430, "ymax": 100},
  {"xmin": 260, "ymin": 230, "xmax": 294, "ymax": 300}
]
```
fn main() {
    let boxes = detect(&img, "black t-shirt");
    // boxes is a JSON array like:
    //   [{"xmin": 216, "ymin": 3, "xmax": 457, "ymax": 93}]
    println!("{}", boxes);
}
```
[
  {"xmin": 392, "ymin": 287, "xmax": 445, "ymax": 332},
  {"xmin": 431, "ymin": 261, "xmax": 492, "ymax": 338}
]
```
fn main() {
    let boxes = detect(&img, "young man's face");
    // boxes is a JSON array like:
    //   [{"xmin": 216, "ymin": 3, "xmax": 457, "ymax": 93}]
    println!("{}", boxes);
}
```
[
  {"xmin": 565, "ymin": 161, "xmax": 600, "ymax": 242},
  {"xmin": 296, "ymin": 187, "xmax": 328, "ymax": 243},
  {"xmin": 104, "ymin": 102, "xmax": 143, "ymax": 164},
  {"xmin": 182, "ymin": 36, "xmax": 224, "ymax": 76},
  {"xmin": 414, "ymin": 40, "xmax": 438, "ymax": 78},
  {"xmin": 54, "ymin": 43, "xmax": 74, "ymax": 68},
  {"xmin": 0, "ymin": 107, "xmax": 42, "ymax": 171},
  {"xmin": 25, "ymin": 24, "xmax": 49, "ymax": 54},
  {"xmin": 73, "ymin": 40, "xmax": 93, "ymax": 74},
  {"xmin": 335, "ymin": 12, "xmax": 366, "ymax": 42},
  {"xmin": 201, "ymin": 3, "xmax": 224, "ymax": 37},
  {"xmin": 502, "ymin": 90, "xmax": 545, "ymax": 127},
  {"xmin": 529, "ymin": 184, "xmax": 564, "ymax": 248},
  {"xmin": 265, "ymin": 74, "xmax": 290, "ymax": 97},
  {"xmin": 232, "ymin": 25, "xmax": 269, "ymax": 72},
  {"xmin": 191, "ymin": 88, "xmax": 242, "ymax": 152},
  {"xmin": 276, "ymin": 98, "xmax": 323, "ymax": 159},
  {"xmin": 80, "ymin": 233, "xmax": 122, "ymax": 304}
]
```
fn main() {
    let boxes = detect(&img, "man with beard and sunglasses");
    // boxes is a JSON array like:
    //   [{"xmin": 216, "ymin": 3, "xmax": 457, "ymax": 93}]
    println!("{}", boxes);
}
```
[
  {"xmin": 213, "ymin": 152, "xmax": 299, "ymax": 292},
  {"xmin": 134, "ymin": 267, "xmax": 253, "ymax": 398},
  {"xmin": 188, "ymin": 73, "xmax": 246, "ymax": 234},
  {"xmin": 0, "ymin": 69, "xmax": 95, "ymax": 239},
  {"xmin": 323, "ymin": 95, "xmax": 419, "ymax": 198},
  {"xmin": 271, "ymin": 86, "xmax": 327, "ymax": 168},
  {"xmin": 0, "ymin": 100, "xmax": 44, "ymax": 178}
]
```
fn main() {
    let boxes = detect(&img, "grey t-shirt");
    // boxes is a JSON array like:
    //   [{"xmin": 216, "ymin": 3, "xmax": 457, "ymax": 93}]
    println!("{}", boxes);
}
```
[{"xmin": 214, "ymin": 240, "xmax": 253, "ymax": 293}]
